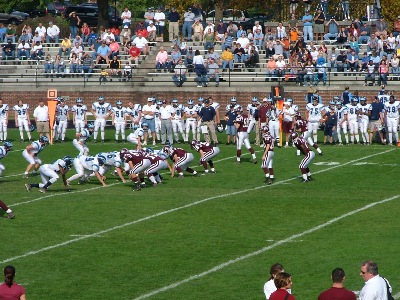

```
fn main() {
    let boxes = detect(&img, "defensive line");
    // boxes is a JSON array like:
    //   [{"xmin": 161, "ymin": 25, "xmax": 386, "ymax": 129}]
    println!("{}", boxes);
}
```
[
  {"xmin": 1, "ymin": 148, "xmax": 394, "ymax": 265},
  {"xmin": 132, "ymin": 193, "xmax": 400, "ymax": 300}
]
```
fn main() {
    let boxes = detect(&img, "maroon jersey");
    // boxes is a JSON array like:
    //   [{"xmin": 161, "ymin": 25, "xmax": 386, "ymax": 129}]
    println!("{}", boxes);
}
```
[
  {"xmin": 234, "ymin": 113, "xmax": 250, "ymax": 132},
  {"xmin": 293, "ymin": 136, "xmax": 310, "ymax": 155},
  {"xmin": 295, "ymin": 118, "xmax": 308, "ymax": 133},
  {"xmin": 124, "ymin": 150, "xmax": 145, "ymax": 165},
  {"xmin": 258, "ymin": 105, "xmax": 270, "ymax": 122},
  {"xmin": 192, "ymin": 141, "xmax": 213, "ymax": 152},
  {"xmin": 170, "ymin": 147, "xmax": 187, "ymax": 159},
  {"xmin": 262, "ymin": 133, "xmax": 275, "ymax": 151},
  {"xmin": 144, "ymin": 153, "xmax": 162, "ymax": 164}
]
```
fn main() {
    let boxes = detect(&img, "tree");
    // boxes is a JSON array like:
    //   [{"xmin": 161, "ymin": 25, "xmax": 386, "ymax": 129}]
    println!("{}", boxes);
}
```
[{"xmin": 97, "ymin": 0, "xmax": 110, "ymax": 29}]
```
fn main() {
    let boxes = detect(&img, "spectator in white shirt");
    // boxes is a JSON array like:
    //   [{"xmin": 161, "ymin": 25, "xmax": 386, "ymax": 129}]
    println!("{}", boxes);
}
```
[
  {"xmin": 253, "ymin": 21, "xmax": 263, "ymax": 34},
  {"xmin": 33, "ymin": 100, "xmax": 50, "ymax": 140},
  {"xmin": 147, "ymin": 22, "xmax": 157, "ymax": 42},
  {"xmin": 46, "ymin": 21, "xmax": 60, "ymax": 44},
  {"xmin": 35, "ymin": 23, "xmax": 46, "ymax": 42},
  {"xmin": 121, "ymin": 7, "xmax": 132, "ymax": 27},
  {"xmin": 276, "ymin": 22, "xmax": 287, "ymax": 39},
  {"xmin": 132, "ymin": 33, "xmax": 149, "ymax": 55}
]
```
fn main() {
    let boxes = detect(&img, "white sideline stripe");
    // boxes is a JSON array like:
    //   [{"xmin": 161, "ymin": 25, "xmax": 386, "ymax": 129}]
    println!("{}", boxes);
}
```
[
  {"xmin": 133, "ymin": 193, "xmax": 400, "ymax": 300},
  {"xmin": 394, "ymin": 292, "xmax": 400, "ymax": 299},
  {"xmin": 1, "ymin": 149, "xmax": 394, "ymax": 265}
]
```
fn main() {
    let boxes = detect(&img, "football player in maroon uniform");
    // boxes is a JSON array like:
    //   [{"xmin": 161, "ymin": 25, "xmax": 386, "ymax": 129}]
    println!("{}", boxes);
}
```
[
  {"xmin": 120, "ymin": 148, "xmax": 151, "ymax": 191},
  {"xmin": 291, "ymin": 131, "xmax": 315, "ymax": 182},
  {"xmin": 162, "ymin": 145, "xmax": 198, "ymax": 178},
  {"xmin": 234, "ymin": 107, "xmax": 257, "ymax": 164},
  {"xmin": 261, "ymin": 125, "xmax": 275, "ymax": 185},
  {"xmin": 190, "ymin": 139, "xmax": 220, "ymax": 175},
  {"xmin": 143, "ymin": 148, "xmax": 172, "ymax": 186},
  {"xmin": 0, "ymin": 199, "xmax": 15, "ymax": 219},
  {"xmin": 294, "ymin": 112, "xmax": 323, "ymax": 156}
]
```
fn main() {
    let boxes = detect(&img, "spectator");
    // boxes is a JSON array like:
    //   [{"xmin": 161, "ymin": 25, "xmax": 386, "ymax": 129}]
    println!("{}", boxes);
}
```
[
  {"xmin": 69, "ymin": 52, "xmax": 80, "ymax": 75},
  {"xmin": 168, "ymin": 7, "xmax": 180, "ymax": 41},
  {"xmin": 221, "ymin": 32, "xmax": 233, "ymax": 51},
  {"xmin": 30, "ymin": 41, "xmax": 44, "ymax": 60},
  {"xmin": 109, "ymin": 38, "xmax": 120, "ymax": 59},
  {"xmin": 348, "ymin": 23, "xmax": 360, "ymax": 41},
  {"xmin": 342, "ymin": 0, "xmax": 350, "ymax": 20},
  {"xmin": 46, "ymin": 21, "xmax": 60, "ymax": 44},
  {"xmin": 172, "ymin": 59, "xmax": 187, "ymax": 87},
  {"xmin": 80, "ymin": 52, "xmax": 94, "ymax": 76},
  {"xmin": 377, "ymin": 58, "xmax": 389, "ymax": 86},
  {"xmin": 68, "ymin": 11, "xmax": 81, "ymax": 39},
  {"xmin": 0, "ymin": 265, "xmax": 26, "ymax": 299},
  {"xmin": 390, "ymin": 53, "xmax": 399, "ymax": 74},
  {"xmin": 154, "ymin": 7, "xmax": 165, "ymax": 41},
  {"xmin": 19, "ymin": 30, "xmax": 30, "ymax": 43},
  {"xmin": 302, "ymin": 10, "xmax": 313, "ymax": 43},
  {"xmin": 147, "ymin": 22, "xmax": 157, "ymax": 42},
  {"xmin": 155, "ymin": 46, "xmax": 169, "ymax": 72},
  {"xmin": 95, "ymin": 41, "xmax": 111, "ymax": 64},
  {"xmin": 108, "ymin": 55, "xmax": 122, "ymax": 79},
  {"xmin": 346, "ymin": 49, "xmax": 359, "ymax": 72},
  {"xmin": 0, "ymin": 23, "xmax": 5, "ymax": 42},
  {"xmin": 318, "ymin": 268, "xmax": 356, "ymax": 300},
  {"xmin": 237, "ymin": 24, "xmax": 246, "ymax": 38},
  {"xmin": 33, "ymin": 99, "xmax": 50, "ymax": 140},
  {"xmin": 132, "ymin": 32, "xmax": 149, "ymax": 55},
  {"xmin": 31, "ymin": 31, "xmax": 42, "ymax": 46},
  {"xmin": 207, "ymin": 57, "xmax": 220, "ymax": 87},
  {"xmin": 5, "ymin": 24, "xmax": 16, "ymax": 43},
  {"xmin": 337, "ymin": 26, "xmax": 348, "ymax": 44},
  {"xmin": 393, "ymin": 16, "xmax": 400, "ymax": 37},
  {"xmin": 324, "ymin": 18, "xmax": 339, "ymax": 42},
  {"xmin": 22, "ymin": 24, "xmax": 32, "ymax": 40},
  {"xmin": 17, "ymin": 40, "xmax": 30, "ymax": 60},
  {"xmin": 315, "ymin": 56, "xmax": 327, "ymax": 85},
  {"xmin": 375, "ymin": 16, "xmax": 388, "ymax": 40},
  {"xmin": 193, "ymin": 49, "xmax": 208, "ymax": 87},
  {"xmin": 35, "ymin": 22, "xmax": 46, "ymax": 42},
  {"xmin": 81, "ymin": 23, "xmax": 90, "ymax": 44},
  {"xmin": 87, "ymin": 29, "xmax": 98, "ymax": 46},
  {"xmin": 269, "ymin": 272, "xmax": 296, "ymax": 300},
  {"xmin": 191, "ymin": 19, "xmax": 203, "ymax": 46},
  {"xmin": 349, "ymin": 36, "xmax": 359, "ymax": 54},
  {"xmin": 102, "ymin": 28, "xmax": 115, "ymax": 42},
  {"xmin": 185, "ymin": 46, "xmax": 194, "ymax": 66},
  {"xmin": 170, "ymin": 45, "xmax": 182, "ymax": 70},
  {"xmin": 54, "ymin": 54, "xmax": 65, "ymax": 76},
  {"xmin": 359, "ymin": 260, "xmax": 392, "ymax": 300},
  {"xmin": 221, "ymin": 46, "xmax": 234, "ymax": 70},
  {"xmin": 215, "ymin": 20, "xmax": 227, "ymax": 41},
  {"xmin": 128, "ymin": 42, "xmax": 141, "ymax": 65},
  {"xmin": 254, "ymin": 29, "xmax": 264, "ymax": 49},
  {"xmin": 203, "ymin": 28, "xmax": 215, "ymax": 51},
  {"xmin": 364, "ymin": 60, "xmax": 377, "ymax": 86},
  {"xmin": 58, "ymin": 37, "xmax": 72, "ymax": 57},
  {"xmin": 237, "ymin": 31, "xmax": 250, "ymax": 49},
  {"xmin": 182, "ymin": 8, "xmax": 195, "ymax": 41},
  {"xmin": 2, "ymin": 40, "xmax": 16, "ymax": 60},
  {"xmin": 227, "ymin": 21, "xmax": 238, "ymax": 38},
  {"xmin": 123, "ymin": 61, "xmax": 132, "ymax": 81},
  {"xmin": 44, "ymin": 54, "xmax": 54, "ymax": 76},
  {"xmin": 266, "ymin": 57, "xmax": 278, "ymax": 80},
  {"xmin": 70, "ymin": 41, "xmax": 83, "ymax": 60},
  {"xmin": 144, "ymin": 7, "xmax": 155, "ymax": 28},
  {"xmin": 120, "ymin": 25, "xmax": 131, "ymax": 44},
  {"xmin": 121, "ymin": 7, "xmax": 132, "ymax": 27}
]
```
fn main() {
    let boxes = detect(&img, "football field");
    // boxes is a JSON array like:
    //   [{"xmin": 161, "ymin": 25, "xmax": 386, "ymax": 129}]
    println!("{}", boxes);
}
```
[{"xmin": 1, "ymin": 128, "xmax": 399, "ymax": 299}]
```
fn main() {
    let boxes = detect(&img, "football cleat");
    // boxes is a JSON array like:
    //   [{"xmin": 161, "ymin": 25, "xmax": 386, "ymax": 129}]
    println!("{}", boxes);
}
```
[
  {"xmin": 25, "ymin": 184, "xmax": 32, "ymax": 192},
  {"xmin": 7, "ymin": 212, "xmax": 15, "ymax": 219},
  {"xmin": 252, "ymin": 158, "xmax": 258, "ymax": 164},
  {"xmin": 39, "ymin": 188, "xmax": 47, "ymax": 193},
  {"xmin": 301, "ymin": 179, "xmax": 309, "ymax": 183},
  {"xmin": 267, "ymin": 179, "xmax": 273, "ymax": 185}
]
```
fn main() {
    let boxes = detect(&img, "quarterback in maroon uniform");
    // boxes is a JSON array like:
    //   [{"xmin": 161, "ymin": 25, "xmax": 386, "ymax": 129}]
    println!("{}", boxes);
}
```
[
  {"xmin": 190, "ymin": 139, "xmax": 220, "ymax": 174},
  {"xmin": 234, "ymin": 107, "xmax": 257, "ymax": 164},
  {"xmin": 291, "ymin": 132, "xmax": 315, "ymax": 182},
  {"xmin": 162, "ymin": 145, "xmax": 198, "ymax": 178},
  {"xmin": 294, "ymin": 112, "xmax": 323, "ymax": 156},
  {"xmin": 120, "ymin": 148, "xmax": 151, "ymax": 191},
  {"xmin": 261, "ymin": 126, "xmax": 275, "ymax": 185}
]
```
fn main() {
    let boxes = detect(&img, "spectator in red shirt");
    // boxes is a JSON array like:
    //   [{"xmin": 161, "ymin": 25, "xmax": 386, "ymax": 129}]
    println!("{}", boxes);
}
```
[
  {"xmin": 129, "ymin": 42, "xmax": 141, "ymax": 65},
  {"xmin": 109, "ymin": 38, "xmax": 120, "ymax": 59}
]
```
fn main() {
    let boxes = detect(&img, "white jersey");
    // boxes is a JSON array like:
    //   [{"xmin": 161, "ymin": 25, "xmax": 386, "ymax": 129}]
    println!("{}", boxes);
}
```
[
  {"xmin": 357, "ymin": 103, "xmax": 371, "ymax": 121},
  {"xmin": 96, "ymin": 151, "xmax": 122, "ymax": 168},
  {"xmin": 56, "ymin": 104, "xmax": 69, "ymax": 122},
  {"xmin": 92, "ymin": 101, "xmax": 112, "ymax": 119},
  {"xmin": 72, "ymin": 104, "xmax": 87, "ymax": 121},
  {"xmin": 195, "ymin": 103, "xmax": 204, "ymax": 113},
  {"xmin": 29, "ymin": 140, "xmax": 45, "ymax": 155},
  {"xmin": 384, "ymin": 101, "xmax": 400, "ymax": 118},
  {"xmin": 226, "ymin": 104, "xmax": 241, "ymax": 112},
  {"xmin": 13, "ymin": 104, "xmax": 29, "ymax": 120},
  {"xmin": 132, "ymin": 127, "xmax": 144, "ymax": 138},
  {"xmin": 336, "ymin": 107, "xmax": 348, "ymax": 122},
  {"xmin": 48, "ymin": 158, "xmax": 68, "ymax": 172},
  {"xmin": 306, "ymin": 103, "xmax": 324, "ymax": 122},
  {"xmin": 0, "ymin": 104, "xmax": 9, "ymax": 120},
  {"xmin": 377, "ymin": 94, "xmax": 390, "ymax": 104},
  {"xmin": 78, "ymin": 128, "xmax": 92, "ymax": 143},
  {"xmin": 127, "ymin": 104, "xmax": 142, "ymax": 119},
  {"xmin": 184, "ymin": 106, "xmax": 197, "ymax": 120},
  {"xmin": 246, "ymin": 104, "xmax": 259, "ymax": 119},
  {"xmin": 112, "ymin": 106, "xmax": 127, "ymax": 123},
  {"xmin": 79, "ymin": 155, "xmax": 101, "ymax": 172},
  {"xmin": 345, "ymin": 104, "xmax": 359, "ymax": 121},
  {"xmin": 172, "ymin": 104, "xmax": 185, "ymax": 120},
  {"xmin": 0, "ymin": 146, "xmax": 9, "ymax": 159},
  {"xmin": 211, "ymin": 101, "xmax": 220, "ymax": 111}
]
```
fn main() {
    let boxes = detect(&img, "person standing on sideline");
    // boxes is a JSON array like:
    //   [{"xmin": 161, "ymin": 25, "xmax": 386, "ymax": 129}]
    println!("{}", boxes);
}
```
[
  {"xmin": 359, "ymin": 260, "xmax": 392, "ymax": 300},
  {"xmin": 91, "ymin": 96, "xmax": 112, "ymax": 143},
  {"xmin": 269, "ymin": 272, "xmax": 296, "ymax": 300},
  {"xmin": 264, "ymin": 263, "xmax": 287, "ymax": 299},
  {"xmin": 168, "ymin": 7, "xmax": 180, "ymax": 42},
  {"xmin": 13, "ymin": 100, "xmax": 31, "ymax": 142},
  {"xmin": 0, "ymin": 98, "xmax": 9, "ymax": 142},
  {"xmin": 318, "ymin": 268, "xmax": 356, "ymax": 300},
  {"xmin": 198, "ymin": 99, "xmax": 218, "ymax": 145},
  {"xmin": 33, "ymin": 99, "xmax": 50, "ymax": 141},
  {"xmin": 158, "ymin": 100, "xmax": 174, "ymax": 145},
  {"xmin": 0, "ymin": 265, "xmax": 26, "ymax": 298},
  {"xmin": 0, "ymin": 199, "xmax": 15, "ymax": 219}
]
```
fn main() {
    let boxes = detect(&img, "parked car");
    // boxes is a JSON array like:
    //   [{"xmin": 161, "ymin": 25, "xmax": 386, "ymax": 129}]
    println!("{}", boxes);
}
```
[
  {"xmin": 206, "ymin": 9, "xmax": 251, "ymax": 24},
  {"xmin": 64, "ymin": 5, "xmax": 121, "ymax": 27},
  {"xmin": 0, "ymin": 11, "xmax": 25, "ymax": 24},
  {"xmin": 11, "ymin": 10, "xmax": 30, "ymax": 20}
]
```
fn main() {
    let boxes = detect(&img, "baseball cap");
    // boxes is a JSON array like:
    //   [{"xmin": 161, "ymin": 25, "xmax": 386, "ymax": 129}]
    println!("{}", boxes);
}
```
[
  {"xmin": 204, "ymin": 99, "xmax": 210, "ymax": 104},
  {"xmin": 147, "ymin": 98, "xmax": 153, "ymax": 101},
  {"xmin": 124, "ymin": 25, "xmax": 128, "ymax": 28},
  {"xmin": 305, "ymin": 10, "xmax": 310, "ymax": 13}
]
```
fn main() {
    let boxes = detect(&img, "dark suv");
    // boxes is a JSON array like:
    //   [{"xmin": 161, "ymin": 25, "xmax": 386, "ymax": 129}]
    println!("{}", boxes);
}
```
[{"xmin": 64, "ymin": 5, "xmax": 121, "ymax": 27}]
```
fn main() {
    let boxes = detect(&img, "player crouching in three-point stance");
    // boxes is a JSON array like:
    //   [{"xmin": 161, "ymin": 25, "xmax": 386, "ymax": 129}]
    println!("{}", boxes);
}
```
[
  {"xmin": 73, "ymin": 123, "xmax": 94, "ymax": 155},
  {"xmin": 120, "ymin": 148, "xmax": 151, "ymax": 191},
  {"xmin": 162, "ymin": 145, "xmax": 198, "ymax": 178},
  {"xmin": 291, "ymin": 131, "xmax": 315, "ymax": 182},
  {"xmin": 0, "ymin": 141, "xmax": 13, "ymax": 176},
  {"xmin": 22, "ymin": 136, "xmax": 49, "ymax": 178},
  {"xmin": 234, "ymin": 106, "xmax": 257, "ymax": 164},
  {"xmin": 143, "ymin": 148, "xmax": 171, "ymax": 186},
  {"xmin": 260, "ymin": 125, "xmax": 275, "ymax": 185},
  {"xmin": 67, "ymin": 155, "xmax": 107, "ymax": 186},
  {"xmin": 189, "ymin": 139, "xmax": 219, "ymax": 175},
  {"xmin": 0, "ymin": 199, "xmax": 15, "ymax": 219},
  {"xmin": 25, "ymin": 156, "xmax": 73, "ymax": 193}
]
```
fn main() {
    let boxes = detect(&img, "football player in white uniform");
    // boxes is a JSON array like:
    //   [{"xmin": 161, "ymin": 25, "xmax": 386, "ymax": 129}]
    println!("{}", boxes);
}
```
[
  {"xmin": 73, "ymin": 123, "xmax": 94, "ymax": 155},
  {"xmin": 0, "ymin": 99, "xmax": 9, "ymax": 142},
  {"xmin": 246, "ymin": 97, "xmax": 261, "ymax": 145},
  {"xmin": 0, "ymin": 141, "xmax": 12, "ymax": 176},
  {"xmin": 22, "ymin": 136, "xmax": 49, "ymax": 178},
  {"xmin": 67, "ymin": 155, "xmax": 107, "ymax": 186},
  {"xmin": 91, "ymin": 96, "xmax": 112, "ymax": 143},
  {"xmin": 384, "ymin": 95, "xmax": 400, "ymax": 145},
  {"xmin": 345, "ymin": 97, "xmax": 360, "ymax": 144},
  {"xmin": 25, "ymin": 156, "xmax": 73, "ymax": 193},
  {"xmin": 171, "ymin": 98, "xmax": 186, "ymax": 143},
  {"xmin": 127, "ymin": 123, "xmax": 145, "ymax": 148},
  {"xmin": 126, "ymin": 101, "xmax": 142, "ymax": 127},
  {"xmin": 234, "ymin": 107, "xmax": 257, "ymax": 164},
  {"xmin": 226, "ymin": 97, "xmax": 241, "ymax": 112},
  {"xmin": 13, "ymin": 100, "xmax": 31, "ymax": 142},
  {"xmin": 305, "ymin": 96, "xmax": 325, "ymax": 143},
  {"xmin": 184, "ymin": 99, "xmax": 197, "ymax": 143},
  {"xmin": 154, "ymin": 99, "xmax": 162, "ymax": 142},
  {"xmin": 260, "ymin": 126, "xmax": 275, "ymax": 185},
  {"xmin": 54, "ymin": 98, "xmax": 70, "ymax": 142},
  {"xmin": 112, "ymin": 100, "xmax": 127, "ymax": 142},
  {"xmin": 72, "ymin": 98, "xmax": 87, "ymax": 133},
  {"xmin": 95, "ymin": 151, "xmax": 126, "ymax": 183},
  {"xmin": 195, "ymin": 97, "xmax": 204, "ymax": 140},
  {"xmin": 357, "ymin": 97, "xmax": 371, "ymax": 144},
  {"xmin": 335, "ymin": 101, "xmax": 349, "ymax": 145}
]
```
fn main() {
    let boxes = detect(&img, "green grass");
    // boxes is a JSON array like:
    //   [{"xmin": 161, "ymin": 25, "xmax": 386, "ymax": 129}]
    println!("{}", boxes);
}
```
[{"xmin": 1, "ymin": 128, "xmax": 399, "ymax": 300}]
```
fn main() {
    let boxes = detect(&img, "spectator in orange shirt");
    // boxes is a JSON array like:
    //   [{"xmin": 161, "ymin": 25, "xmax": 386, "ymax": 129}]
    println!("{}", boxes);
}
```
[{"xmin": 109, "ymin": 38, "xmax": 120, "ymax": 59}]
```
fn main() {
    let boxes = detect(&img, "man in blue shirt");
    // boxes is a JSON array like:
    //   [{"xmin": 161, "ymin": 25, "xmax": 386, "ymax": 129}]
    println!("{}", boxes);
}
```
[
  {"xmin": 95, "ymin": 42, "xmax": 111, "ymax": 64},
  {"xmin": 168, "ymin": 7, "xmax": 180, "ymax": 42},
  {"xmin": 198, "ymin": 99, "xmax": 218, "ymax": 145},
  {"xmin": 368, "ymin": 96, "xmax": 385, "ymax": 144},
  {"xmin": 302, "ymin": 10, "xmax": 313, "ymax": 42}
]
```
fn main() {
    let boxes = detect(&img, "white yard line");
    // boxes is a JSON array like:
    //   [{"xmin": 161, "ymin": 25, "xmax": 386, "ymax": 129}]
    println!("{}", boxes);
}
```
[
  {"xmin": 1, "ymin": 149, "xmax": 394, "ymax": 266},
  {"xmin": 132, "ymin": 193, "xmax": 400, "ymax": 300}
]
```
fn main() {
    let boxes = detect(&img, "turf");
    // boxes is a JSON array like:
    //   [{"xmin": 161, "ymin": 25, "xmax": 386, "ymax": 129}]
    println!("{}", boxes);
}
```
[{"xmin": 1, "ymin": 128, "xmax": 399, "ymax": 300}]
